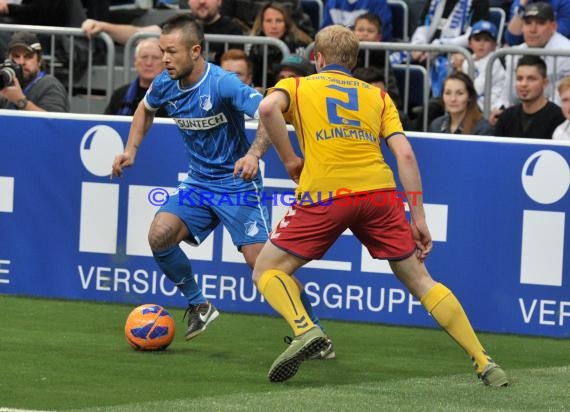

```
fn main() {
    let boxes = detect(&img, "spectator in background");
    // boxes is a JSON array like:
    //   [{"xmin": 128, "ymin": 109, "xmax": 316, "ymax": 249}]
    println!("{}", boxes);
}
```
[
  {"xmin": 505, "ymin": 0, "xmax": 570, "ymax": 45},
  {"xmin": 450, "ymin": 20, "xmax": 505, "ymax": 112},
  {"xmin": 406, "ymin": 0, "xmax": 490, "ymax": 63},
  {"xmin": 353, "ymin": 12, "xmax": 402, "ymax": 109},
  {"xmin": 391, "ymin": 0, "xmax": 489, "ymax": 100},
  {"xmin": 353, "ymin": 66, "xmax": 410, "ymax": 130},
  {"xmin": 220, "ymin": 48, "xmax": 255, "ymax": 86},
  {"xmin": 82, "ymin": 0, "xmax": 244, "ymax": 63},
  {"xmin": 275, "ymin": 54, "xmax": 314, "ymax": 81},
  {"xmin": 429, "ymin": 72, "xmax": 494, "ymax": 135},
  {"xmin": 552, "ymin": 76, "xmax": 570, "ymax": 140},
  {"xmin": 221, "ymin": 0, "xmax": 316, "ymax": 37},
  {"xmin": 322, "ymin": 0, "xmax": 393, "ymax": 42},
  {"xmin": 105, "ymin": 38, "xmax": 167, "ymax": 116},
  {"xmin": 0, "ymin": 32, "xmax": 69, "ymax": 112},
  {"xmin": 494, "ymin": 55, "xmax": 564, "ymax": 139},
  {"xmin": 248, "ymin": 2, "xmax": 312, "ymax": 88},
  {"xmin": 493, "ymin": 2, "xmax": 570, "ymax": 122}
]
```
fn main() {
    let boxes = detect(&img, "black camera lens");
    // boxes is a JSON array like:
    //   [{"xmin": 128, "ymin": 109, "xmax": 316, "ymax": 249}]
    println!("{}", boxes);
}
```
[
  {"xmin": 0, "ymin": 60, "xmax": 23, "ymax": 89},
  {"xmin": 0, "ymin": 66, "xmax": 16, "ymax": 89}
]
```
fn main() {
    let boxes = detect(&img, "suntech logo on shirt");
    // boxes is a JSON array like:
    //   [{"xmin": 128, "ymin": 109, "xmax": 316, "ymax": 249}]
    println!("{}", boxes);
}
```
[{"xmin": 175, "ymin": 113, "xmax": 228, "ymax": 130}]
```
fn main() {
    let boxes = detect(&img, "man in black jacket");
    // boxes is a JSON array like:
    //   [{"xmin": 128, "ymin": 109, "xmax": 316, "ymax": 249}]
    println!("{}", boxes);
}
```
[{"xmin": 495, "ymin": 55, "xmax": 564, "ymax": 139}]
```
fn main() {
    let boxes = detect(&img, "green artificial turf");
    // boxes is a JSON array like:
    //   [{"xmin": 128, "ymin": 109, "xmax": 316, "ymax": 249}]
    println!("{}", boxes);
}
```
[{"xmin": 0, "ymin": 295, "xmax": 568, "ymax": 411}]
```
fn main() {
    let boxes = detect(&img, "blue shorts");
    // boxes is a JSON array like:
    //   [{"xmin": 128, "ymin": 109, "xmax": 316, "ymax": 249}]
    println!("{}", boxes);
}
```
[{"xmin": 158, "ymin": 175, "xmax": 271, "ymax": 249}]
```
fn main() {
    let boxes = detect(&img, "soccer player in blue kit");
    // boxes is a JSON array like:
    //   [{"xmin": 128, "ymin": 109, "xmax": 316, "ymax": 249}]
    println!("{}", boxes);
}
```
[{"xmin": 111, "ymin": 13, "xmax": 333, "ymax": 357}]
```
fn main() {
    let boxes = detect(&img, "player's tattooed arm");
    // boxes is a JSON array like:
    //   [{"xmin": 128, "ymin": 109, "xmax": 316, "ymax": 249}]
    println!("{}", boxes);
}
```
[
  {"xmin": 247, "ymin": 120, "xmax": 272, "ymax": 161},
  {"xmin": 233, "ymin": 121, "xmax": 271, "ymax": 180}
]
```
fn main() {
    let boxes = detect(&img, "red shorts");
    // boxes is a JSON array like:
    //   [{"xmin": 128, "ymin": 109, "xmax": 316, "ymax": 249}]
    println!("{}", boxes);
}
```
[{"xmin": 270, "ymin": 190, "xmax": 416, "ymax": 261}]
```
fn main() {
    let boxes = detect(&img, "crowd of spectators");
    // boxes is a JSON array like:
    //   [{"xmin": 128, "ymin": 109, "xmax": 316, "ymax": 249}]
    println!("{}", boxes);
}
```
[{"xmin": 1, "ymin": 0, "xmax": 570, "ymax": 140}]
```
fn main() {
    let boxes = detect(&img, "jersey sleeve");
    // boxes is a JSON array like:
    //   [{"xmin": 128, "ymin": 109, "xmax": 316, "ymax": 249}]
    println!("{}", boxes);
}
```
[
  {"xmin": 379, "ymin": 90, "xmax": 404, "ymax": 139},
  {"xmin": 218, "ymin": 72, "xmax": 263, "ymax": 119},
  {"xmin": 143, "ymin": 71, "xmax": 168, "ymax": 112},
  {"xmin": 266, "ymin": 77, "xmax": 296, "ymax": 123}
]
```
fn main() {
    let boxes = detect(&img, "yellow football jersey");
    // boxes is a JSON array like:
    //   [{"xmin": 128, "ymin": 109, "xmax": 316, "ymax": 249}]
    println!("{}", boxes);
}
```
[{"xmin": 268, "ymin": 66, "xmax": 404, "ymax": 204}]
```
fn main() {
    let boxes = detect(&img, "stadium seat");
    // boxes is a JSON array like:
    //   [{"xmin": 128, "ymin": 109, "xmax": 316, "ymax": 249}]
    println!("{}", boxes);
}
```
[
  {"xmin": 489, "ymin": 7, "xmax": 506, "ymax": 44},
  {"xmin": 392, "ymin": 63, "xmax": 428, "ymax": 115},
  {"xmin": 388, "ymin": 0, "xmax": 409, "ymax": 42},
  {"xmin": 301, "ymin": 0, "xmax": 323, "ymax": 31}
]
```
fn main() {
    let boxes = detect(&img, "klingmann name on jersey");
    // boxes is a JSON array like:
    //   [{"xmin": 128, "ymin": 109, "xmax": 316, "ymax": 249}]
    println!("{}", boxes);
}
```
[{"xmin": 175, "ymin": 113, "xmax": 228, "ymax": 130}]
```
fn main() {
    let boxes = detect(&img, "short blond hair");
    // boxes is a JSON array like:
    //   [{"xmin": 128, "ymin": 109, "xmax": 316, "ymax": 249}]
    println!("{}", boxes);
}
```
[
  {"xmin": 558, "ymin": 76, "xmax": 570, "ymax": 94},
  {"xmin": 314, "ymin": 25, "xmax": 359, "ymax": 69}
]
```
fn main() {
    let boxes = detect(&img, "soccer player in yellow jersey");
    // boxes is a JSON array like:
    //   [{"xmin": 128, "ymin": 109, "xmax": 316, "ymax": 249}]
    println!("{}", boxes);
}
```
[{"xmin": 253, "ymin": 24, "xmax": 509, "ymax": 386}]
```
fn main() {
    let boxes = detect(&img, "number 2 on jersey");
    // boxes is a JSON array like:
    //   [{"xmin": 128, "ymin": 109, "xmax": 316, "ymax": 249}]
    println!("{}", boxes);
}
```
[{"xmin": 325, "ymin": 85, "xmax": 361, "ymax": 127}]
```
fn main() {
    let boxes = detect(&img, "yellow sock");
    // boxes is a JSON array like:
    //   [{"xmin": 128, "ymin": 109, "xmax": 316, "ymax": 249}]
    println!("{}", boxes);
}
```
[
  {"xmin": 421, "ymin": 283, "xmax": 493, "ymax": 374},
  {"xmin": 257, "ymin": 269, "xmax": 314, "ymax": 336}
]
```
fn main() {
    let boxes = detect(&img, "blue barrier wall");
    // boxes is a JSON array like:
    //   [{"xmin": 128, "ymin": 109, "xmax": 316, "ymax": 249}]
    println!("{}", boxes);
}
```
[{"xmin": 0, "ymin": 111, "xmax": 569, "ymax": 337}]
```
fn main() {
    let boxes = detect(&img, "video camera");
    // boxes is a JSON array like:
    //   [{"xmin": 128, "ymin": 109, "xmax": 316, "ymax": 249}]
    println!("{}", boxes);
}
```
[{"xmin": 0, "ymin": 60, "xmax": 23, "ymax": 89}]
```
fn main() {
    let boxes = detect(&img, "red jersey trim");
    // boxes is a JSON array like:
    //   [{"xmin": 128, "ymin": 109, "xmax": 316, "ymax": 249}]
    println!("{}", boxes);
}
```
[
  {"xmin": 380, "ymin": 88, "xmax": 386, "ymax": 121},
  {"xmin": 294, "ymin": 76, "xmax": 306, "ymax": 153}
]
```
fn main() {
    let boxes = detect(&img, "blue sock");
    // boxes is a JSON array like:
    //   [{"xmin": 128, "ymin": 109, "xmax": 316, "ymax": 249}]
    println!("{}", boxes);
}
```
[
  {"xmin": 152, "ymin": 245, "xmax": 206, "ymax": 306},
  {"xmin": 299, "ymin": 289, "xmax": 324, "ymax": 332}
]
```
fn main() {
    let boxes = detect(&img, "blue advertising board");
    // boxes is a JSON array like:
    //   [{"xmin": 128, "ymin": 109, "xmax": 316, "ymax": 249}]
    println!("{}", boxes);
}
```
[{"xmin": 0, "ymin": 111, "xmax": 569, "ymax": 337}]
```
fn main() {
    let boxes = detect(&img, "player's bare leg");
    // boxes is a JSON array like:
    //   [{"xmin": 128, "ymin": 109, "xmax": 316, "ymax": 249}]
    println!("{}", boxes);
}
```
[{"xmin": 150, "ymin": 212, "xmax": 219, "ymax": 340}]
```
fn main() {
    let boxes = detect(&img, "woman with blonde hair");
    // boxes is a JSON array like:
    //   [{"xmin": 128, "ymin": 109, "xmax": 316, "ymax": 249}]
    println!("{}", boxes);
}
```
[
  {"xmin": 429, "ymin": 72, "xmax": 494, "ymax": 136},
  {"xmin": 248, "ymin": 2, "xmax": 312, "ymax": 88}
]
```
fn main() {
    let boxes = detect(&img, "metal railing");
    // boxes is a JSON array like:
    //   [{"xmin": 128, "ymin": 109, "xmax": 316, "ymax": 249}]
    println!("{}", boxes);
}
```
[
  {"xmin": 392, "ymin": 62, "xmax": 428, "ymax": 116},
  {"xmin": 0, "ymin": 23, "xmax": 483, "ymax": 125},
  {"xmin": 388, "ymin": 0, "xmax": 410, "ymax": 42},
  {"xmin": 0, "ymin": 24, "xmax": 115, "ymax": 113},
  {"xmin": 489, "ymin": 7, "xmax": 506, "ymax": 44},
  {"xmin": 123, "ymin": 32, "xmax": 291, "ymax": 90},
  {"xmin": 305, "ymin": 41, "xmax": 474, "ymax": 130},
  {"xmin": 483, "ymin": 47, "xmax": 570, "ymax": 118}
]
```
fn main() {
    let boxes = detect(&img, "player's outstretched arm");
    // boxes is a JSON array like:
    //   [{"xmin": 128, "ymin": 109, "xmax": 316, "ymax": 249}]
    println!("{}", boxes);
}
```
[
  {"xmin": 111, "ymin": 101, "xmax": 155, "ymax": 178},
  {"xmin": 258, "ymin": 91, "xmax": 303, "ymax": 183},
  {"xmin": 387, "ymin": 133, "xmax": 432, "ymax": 261}
]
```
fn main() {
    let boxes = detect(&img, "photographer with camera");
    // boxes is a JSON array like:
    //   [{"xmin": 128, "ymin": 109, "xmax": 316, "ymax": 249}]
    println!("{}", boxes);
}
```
[{"xmin": 0, "ymin": 32, "xmax": 69, "ymax": 112}]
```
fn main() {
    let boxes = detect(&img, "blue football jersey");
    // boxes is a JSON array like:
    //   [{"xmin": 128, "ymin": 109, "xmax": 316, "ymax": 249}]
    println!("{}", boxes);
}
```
[{"xmin": 144, "ymin": 63, "xmax": 263, "ymax": 181}]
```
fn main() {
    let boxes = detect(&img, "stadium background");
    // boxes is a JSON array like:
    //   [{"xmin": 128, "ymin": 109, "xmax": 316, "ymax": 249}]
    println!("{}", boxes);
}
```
[{"xmin": 0, "ymin": 111, "xmax": 568, "ymax": 338}]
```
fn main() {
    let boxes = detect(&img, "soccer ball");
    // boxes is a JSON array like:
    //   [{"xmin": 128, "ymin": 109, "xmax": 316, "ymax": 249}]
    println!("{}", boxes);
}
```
[{"xmin": 124, "ymin": 304, "xmax": 176, "ymax": 351}]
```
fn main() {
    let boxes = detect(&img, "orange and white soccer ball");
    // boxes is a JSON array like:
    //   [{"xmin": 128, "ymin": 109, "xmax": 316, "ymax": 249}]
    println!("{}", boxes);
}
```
[{"xmin": 124, "ymin": 304, "xmax": 176, "ymax": 350}]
